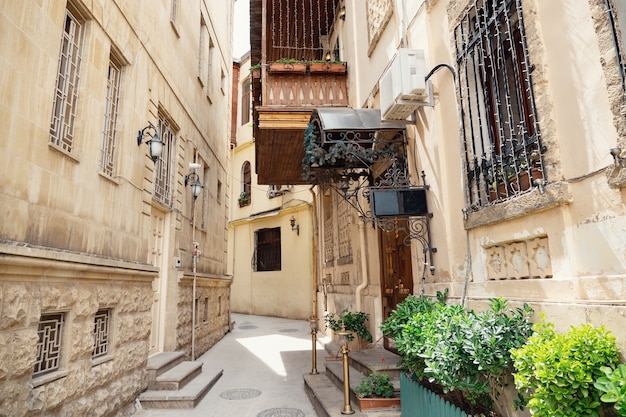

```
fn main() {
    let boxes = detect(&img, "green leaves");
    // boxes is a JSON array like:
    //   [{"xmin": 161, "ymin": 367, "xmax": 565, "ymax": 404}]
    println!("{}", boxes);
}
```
[
  {"xmin": 381, "ymin": 295, "xmax": 533, "ymax": 412},
  {"xmin": 354, "ymin": 372, "xmax": 395, "ymax": 398},
  {"xmin": 511, "ymin": 320, "xmax": 620, "ymax": 416},
  {"xmin": 594, "ymin": 364, "xmax": 626, "ymax": 416},
  {"xmin": 324, "ymin": 309, "xmax": 373, "ymax": 343}
]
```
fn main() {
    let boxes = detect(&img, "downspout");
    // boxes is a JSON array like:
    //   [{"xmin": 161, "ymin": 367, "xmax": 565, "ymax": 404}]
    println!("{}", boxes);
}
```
[
  {"xmin": 309, "ymin": 186, "xmax": 319, "ymax": 321},
  {"xmin": 355, "ymin": 215, "xmax": 369, "ymax": 311}
]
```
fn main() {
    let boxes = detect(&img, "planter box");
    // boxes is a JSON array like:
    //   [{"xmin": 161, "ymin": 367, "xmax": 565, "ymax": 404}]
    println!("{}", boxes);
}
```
[
  {"xmin": 358, "ymin": 396, "xmax": 400, "ymax": 411},
  {"xmin": 400, "ymin": 373, "xmax": 470, "ymax": 417},
  {"xmin": 309, "ymin": 62, "xmax": 347, "ymax": 73},
  {"xmin": 269, "ymin": 62, "xmax": 307, "ymax": 73}
]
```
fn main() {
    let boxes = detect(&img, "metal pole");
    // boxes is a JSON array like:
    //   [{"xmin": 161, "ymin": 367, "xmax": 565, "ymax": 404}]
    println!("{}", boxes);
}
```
[
  {"xmin": 308, "ymin": 316, "xmax": 318, "ymax": 375},
  {"xmin": 337, "ymin": 330, "xmax": 354, "ymax": 415}
]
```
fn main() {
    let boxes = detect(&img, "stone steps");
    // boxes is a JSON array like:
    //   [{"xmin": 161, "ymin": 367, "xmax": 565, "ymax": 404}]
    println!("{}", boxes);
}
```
[
  {"xmin": 139, "ymin": 351, "xmax": 223, "ymax": 409},
  {"xmin": 303, "ymin": 346, "xmax": 402, "ymax": 417}
]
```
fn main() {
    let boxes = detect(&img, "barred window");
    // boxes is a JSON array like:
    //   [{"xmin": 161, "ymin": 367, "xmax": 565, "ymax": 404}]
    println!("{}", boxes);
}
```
[
  {"xmin": 34, "ymin": 313, "xmax": 65, "ymax": 377},
  {"xmin": 154, "ymin": 114, "xmax": 176, "ymax": 206},
  {"xmin": 454, "ymin": 0, "xmax": 544, "ymax": 206},
  {"xmin": 49, "ymin": 8, "xmax": 84, "ymax": 153},
  {"xmin": 92, "ymin": 309, "xmax": 111, "ymax": 359},
  {"xmin": 254, "ymin": 227, "xmax": 281, "ymax": 271},
  {"xmin": 100, "ymin": 56, "xmax": 122, "ymax": 176}
]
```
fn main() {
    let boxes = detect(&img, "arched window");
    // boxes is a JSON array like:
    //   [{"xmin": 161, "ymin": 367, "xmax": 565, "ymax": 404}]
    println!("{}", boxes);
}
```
[{"xmin": 239, "ymin": 161, "xmax": 251, "ymax": 207}]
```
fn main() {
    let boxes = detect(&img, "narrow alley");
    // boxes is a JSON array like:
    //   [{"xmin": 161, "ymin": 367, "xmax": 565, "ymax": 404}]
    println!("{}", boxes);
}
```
[{"xmin": 133, "ymin": 314, "xmax": 323, "ymax": 417}]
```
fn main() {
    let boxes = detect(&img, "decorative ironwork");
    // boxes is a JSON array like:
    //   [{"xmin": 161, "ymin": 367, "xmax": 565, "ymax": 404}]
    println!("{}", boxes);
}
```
[
  {"xmin": 34, "ymin": 313, "xmax": 65, "ymax": 376},
  {"xmin": 92, "ymin": 309, "xmax": 111, "ymax": 359}
]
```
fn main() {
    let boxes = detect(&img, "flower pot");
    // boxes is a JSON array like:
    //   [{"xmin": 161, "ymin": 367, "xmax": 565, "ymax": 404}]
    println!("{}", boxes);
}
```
[
  {"xmin": 358, "ymin": 396, "xmax": 401, "ymax": 411},
  {"xmin": 488, "ymin": 168, "xmax": 543, "ymax": 201},
  {"xmin": 309, "ymin": 62, "xmax": 347, "ymax": 73},
  {"xmin": 269, "ymin": 62, "xmax": 307, "ymax": 73}
]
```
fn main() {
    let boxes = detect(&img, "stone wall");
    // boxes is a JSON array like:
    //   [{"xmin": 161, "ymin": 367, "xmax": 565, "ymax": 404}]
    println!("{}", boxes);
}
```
[
  {"xmin": 0, "ymin": 248, "xmax": 154, "ymax": 417},
  {"xmin": 176, "ymin": 276, "xmax": 231, "ymax": 359}
]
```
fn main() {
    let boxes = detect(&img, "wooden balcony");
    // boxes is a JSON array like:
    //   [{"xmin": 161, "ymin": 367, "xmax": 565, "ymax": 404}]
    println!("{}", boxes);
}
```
[{"xmin": 254, "ymin": 67, "xmax": 349, "ymax": 185}]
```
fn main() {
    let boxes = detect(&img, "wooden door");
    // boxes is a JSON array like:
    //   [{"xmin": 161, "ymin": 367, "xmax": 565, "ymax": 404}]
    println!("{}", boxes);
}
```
[{"xmin": 379, "ymin": 220, "xmax": 413, "ymax": 351}]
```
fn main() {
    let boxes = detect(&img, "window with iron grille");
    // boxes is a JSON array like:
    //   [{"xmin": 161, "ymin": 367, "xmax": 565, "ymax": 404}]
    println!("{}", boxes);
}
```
[
  {"xmin": 49, "ymin": 7, "xmax": 84, "ymax": 153},
  {"xmin": 154, "ymin": 114, "xmax": 176, "ymax": 206},
  {"xmin": 100, "ymin": 56, "xmax": 122, "ymax": 176},
  {"xmin": 34, "ymin": 313, "xmax": 65, "ymax": 377},
  {"xmin": 239, "ymin": 161, "xmax": 251, "ymax": 206},
  {"xmin": 92, "ymin": 309, "xmax": 110, "ymax": 359},
  {"xmin": 454, "ymin": 0, "xmax": 545, "ymax": 206},
  {"xmin": 254, "ymin": 227, "xmax": 281, "ymax": 271}
]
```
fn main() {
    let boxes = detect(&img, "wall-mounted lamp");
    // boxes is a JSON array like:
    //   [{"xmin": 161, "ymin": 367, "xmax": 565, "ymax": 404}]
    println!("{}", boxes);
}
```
[
  {"xmin": 184, "ymin": 169, "xmax": 203, "ymax": 200},
  {"xmin": 339, "ymin": 6, "xmax": 346, "ymax": 21},
  {"xmin": 610, "ymin": 147, "xmax": 625, "ymax": 167},
  {"xmin": 137, "ymin": 123, "xmax": 164, "ymax": 163},
  {"xmin": 289, "ymin": 215, "xmax": 299, "ymax": 235},
  {"xmin": 325, "ymin": 52, "xmax": 332, "ymax": 62}
]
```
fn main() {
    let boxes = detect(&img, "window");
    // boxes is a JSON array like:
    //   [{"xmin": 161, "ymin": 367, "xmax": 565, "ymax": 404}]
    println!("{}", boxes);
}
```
[
  {"xmin": 239, "ymin": 161, "xmax": 251, "ymax": 206},
  {"xmin": 100, "ymin": 54, "xmax": 122, "ymax": 176},
  {"xmin": 241, "ymin": 78, "xmax": 251, "ymax": 125},
  {"xmin": 220, "ymin": 68, "xmax": 226, "ymax": 95},
  {"xmin": 254, "ymin": 227, "xmax": 281, "ymax": 271},
  {"xmin": 203, "ymin": 297, "xmax": 209, "ymax": 322},
  {"xmin": 198, "ymin": 17, "xmax": 209, "ymax": 85},
  {"xmin": 207, "ymin": 37, "xmax": 214, "ymax": 98},
  {"xmin": 154, "ymin": 113, "xmax": 176, "ymax": 206},
  {"xmin": 454, "ymin": 0, "xmax": 544, "ymax": 206},
  {"xmin": 92, "ymin": 309, "xmax": 111, "ymax": 359},
  {"xmin": 170, "ymin": 0, "xmax": 178, "ymax": 24},
  {"xmin": 49, "ymin": 7, "xmax": 84, "ymax": 153},
  {"xmin": 34, "ymin": 313, "xmax": 65, "ymax": 377}
]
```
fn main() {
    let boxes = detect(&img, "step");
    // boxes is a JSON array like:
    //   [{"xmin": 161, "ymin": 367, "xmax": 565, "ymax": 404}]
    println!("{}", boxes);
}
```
[
  {"xmin": 304, "ymin": 369, "xmax": 400, "ymax": 417},
  {"xmin": 146, "ymin": 351, "xmax": 186, "ymax": 385},
  {"xmin": 139, "ymin": 367, "xmax": 223, "ymax": 409},
  {"xmin": 303, "ymin": 372, "xmax": 366, "ymax": 417},
  {"xmin": 348, "ymin": 347, "xmax": 402, "ymax": 379},
  {"xmin": 154, "ymin": 361, "xmax": 203, "ymax": 390}
]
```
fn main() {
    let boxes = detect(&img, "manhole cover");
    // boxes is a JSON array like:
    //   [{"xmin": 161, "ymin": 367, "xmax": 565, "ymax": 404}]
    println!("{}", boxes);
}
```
[
  {"xmin": 256, "ymin": 408, "xmax": 305, "ymax": 417},
  {"xmin": 239, "ymin": 325, "xmax": 258, "ymax": 330},
  {"xmin": 278, "ymin": 328, "xmax": 298, "ymax": 333},
  {"xmin": 220, "ymin": 388, "xmax": 262, "ymax": 400}
]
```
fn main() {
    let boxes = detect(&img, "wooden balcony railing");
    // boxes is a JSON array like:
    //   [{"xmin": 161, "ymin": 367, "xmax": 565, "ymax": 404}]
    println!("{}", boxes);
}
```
[{"xmin": 263, "ymin": 72, "xmax": 348, "ymax": 107}]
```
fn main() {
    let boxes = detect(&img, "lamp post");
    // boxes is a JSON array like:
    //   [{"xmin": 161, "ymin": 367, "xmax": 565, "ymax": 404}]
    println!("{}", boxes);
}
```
[
  {"xmin": 185, "ymin": 164, "xmax": 203, "ymax": 360},
  {"xmin": 336, "ymin": 329, "xmax": 354, "ymax": 415},
  {"xmin": 308, "ymin": 315, "xmax": 319, "ymax": 375}
]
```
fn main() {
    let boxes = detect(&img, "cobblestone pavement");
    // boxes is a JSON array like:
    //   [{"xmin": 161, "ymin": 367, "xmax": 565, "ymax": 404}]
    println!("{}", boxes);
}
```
[{"xmin": 133, "ymin": 313, "xmax": 324, "ymax": 417}]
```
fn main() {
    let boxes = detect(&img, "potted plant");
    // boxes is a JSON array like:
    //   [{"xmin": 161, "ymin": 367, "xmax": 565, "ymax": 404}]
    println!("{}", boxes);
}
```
[
  {"xmin": 249, "ymin": 63, "xmax": 261, "ymax": 79},
  {"xmin": 324, "ymin": 309, "xmax": 372, "ymax": 349},
  {"xmin": 355, "ymin": 372, "xmax": 400, "ymax": 411},
  {"xmin": 308, "ymin": 60, "xmax": 347, "ymax": 73},
  {"xmin": 238, "ymin": 191, "xmax": 250, "ymax": 207},
  {"xmin": 268, "ymin": 58, "xmax": 307, "ymax": 73}
]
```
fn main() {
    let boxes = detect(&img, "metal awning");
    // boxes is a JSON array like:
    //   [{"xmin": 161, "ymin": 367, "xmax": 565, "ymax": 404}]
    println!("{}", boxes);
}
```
[{"xmin": 313, "ymin": 108, "xmax": 407, "ymax": 133}]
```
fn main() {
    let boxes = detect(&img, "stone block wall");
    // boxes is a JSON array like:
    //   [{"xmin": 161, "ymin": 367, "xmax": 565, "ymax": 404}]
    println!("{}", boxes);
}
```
[
  {"xmin": 0, "ymin": 257, "xmax": 153, "ymax": 417},
  {"xmin": 177, "ymin": 277, "xmax": 231, "ymax": 359}
]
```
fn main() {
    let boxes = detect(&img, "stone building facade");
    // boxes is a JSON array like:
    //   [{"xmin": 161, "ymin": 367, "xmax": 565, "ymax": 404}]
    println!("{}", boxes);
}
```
[
  {"xmin": 0, "ymin": 0, "xmax": 233, "ymax": 416},
  {"xmin": 300, "ymin": 0, "xmax": 626, "ymax": 396}
]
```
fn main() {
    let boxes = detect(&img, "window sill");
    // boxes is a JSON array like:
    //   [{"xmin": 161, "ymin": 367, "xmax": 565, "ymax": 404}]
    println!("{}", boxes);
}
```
[
  {"xmin": 32, "ymin": 370, "xmax": 69, "ymax": 388},
  {"xmin": 92, "ymin": 354, "xmax": 114, "ymax": 367},
  {"xmin": 465, "ymin": 181, "xmax": 572, "ymax": 230}
]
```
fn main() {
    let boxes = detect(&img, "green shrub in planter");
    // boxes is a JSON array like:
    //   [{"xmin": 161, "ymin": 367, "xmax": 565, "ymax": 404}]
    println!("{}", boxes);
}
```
[
  {"xmin": 355, "ymin": 372, "xmax": 395, "ymax": 398},
  {"xmin": 382, "ymin": 296, "xmax": 533, "ymax": 412},
  {"xmin": 595, "ymin": 363, "xmax": 626, "ymax": 416},
  {"xmin": 511, "ymin": 319, "xmax": 620, "ymax": 417}
]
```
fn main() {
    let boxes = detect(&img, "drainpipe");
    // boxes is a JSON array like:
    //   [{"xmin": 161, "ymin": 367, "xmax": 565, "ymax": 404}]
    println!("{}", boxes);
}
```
[
  {"xmin": 355, "ymin": 215, "xmax": 369, "ymax": 311},
  {"xmin": 309, "ymin": 186, "xmax": 319, "ymax": 320}
]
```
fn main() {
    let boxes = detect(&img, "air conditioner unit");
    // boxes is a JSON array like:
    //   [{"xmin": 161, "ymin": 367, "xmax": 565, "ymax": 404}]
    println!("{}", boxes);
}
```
[{"xmin": 379, "ymin": 49, "xmax": 429, "ymax": 121}]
